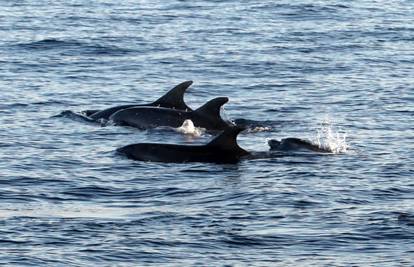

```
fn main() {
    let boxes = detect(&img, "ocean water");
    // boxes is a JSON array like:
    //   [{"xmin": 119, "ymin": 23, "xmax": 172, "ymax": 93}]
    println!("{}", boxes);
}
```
[{"xmin": 0, "ymin": 0, "xmax": 413, "ymax": 266}]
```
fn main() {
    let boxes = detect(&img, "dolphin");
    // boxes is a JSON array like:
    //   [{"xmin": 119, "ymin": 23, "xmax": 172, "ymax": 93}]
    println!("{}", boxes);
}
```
[
  {"xmin": 84, "ymin": 80, "xmax": 193, "ymax": 121},
  {"xmin": 117, "ymin": 126, "xmax": 248, "ymax": 163},
  {"xmin": 109, "ymin": 97, "xmax": 233, "ymax": 131},
  {"xmin": 268, "ymin": 138, "xmax": 331, "ymax": 153}
]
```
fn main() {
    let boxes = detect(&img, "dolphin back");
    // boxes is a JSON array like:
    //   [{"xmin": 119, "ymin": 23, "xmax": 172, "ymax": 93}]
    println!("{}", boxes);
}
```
[
  {"xmin": 116, "ymin": 126, "xmax": 248, "ymax": 163},
  {"xmin": 110, "ymin": 96, "xmax": 232, "ymax": 131},
  {"xmin": 89, "ymin": 104, "xmax": 137, "ymax": 121},
  {"xmin": 109, "ymin": 107, "xmax": 188, "ymax": 129},
  {"xmin": 86, "ymin": 80, "xmax": 193, "ymax": 120},
  {"xmin": 117, "ymin": 143, "xmax": 215, "ymax": 163}
]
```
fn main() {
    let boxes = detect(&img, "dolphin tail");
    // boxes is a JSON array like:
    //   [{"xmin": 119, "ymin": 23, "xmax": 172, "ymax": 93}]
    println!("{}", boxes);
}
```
[
  {"xmin": 207, "ymin": 126, "xmax": 248, "ymax": 155},
  {"xmin": 152, "ymin": 80, "xmax": 193, "ymax": 110}
]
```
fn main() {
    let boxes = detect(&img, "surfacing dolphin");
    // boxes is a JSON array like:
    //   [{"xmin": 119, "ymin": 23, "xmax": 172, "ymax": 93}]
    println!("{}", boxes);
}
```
[
  {"xmin": 84, "ymin": 80, "xmax": 193, "ymax": 121},
  {"xmin": 117, "ymin": 126, "xmax": 248, "ymax": 164},
  {"xmin": 109, "ymin": 97, "xmax": 233, "ymax": 131},
  {"xmin": 268, "ymin": 138, "xmax": 332, "ymax": 153}
]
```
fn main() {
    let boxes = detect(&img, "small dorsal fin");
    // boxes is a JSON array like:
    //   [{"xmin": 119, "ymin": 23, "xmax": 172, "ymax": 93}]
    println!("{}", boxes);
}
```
[
  {"xmin": 152, "ymin": 80, "xmax": 193, "ymax": 110},
  {"xmin": 207, "ymin": 126, "xmax": 248, "ymax": 154},
  {"xmin": 192, "ymin": 97, "xmax": 231, "ymax": 130}
]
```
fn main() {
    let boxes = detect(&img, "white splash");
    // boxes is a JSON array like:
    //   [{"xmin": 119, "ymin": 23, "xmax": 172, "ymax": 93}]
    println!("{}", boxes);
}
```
[
  {"xmin": 314, "ymin": 117, "xmax": 349, "ymax": 154},
  {"xmin": 247, "ymin": 126, "xmax": 272, "ymax": 133},
  {"xmin": 176, "ymin": 119, "xmax": 205, "ymax": 137}
]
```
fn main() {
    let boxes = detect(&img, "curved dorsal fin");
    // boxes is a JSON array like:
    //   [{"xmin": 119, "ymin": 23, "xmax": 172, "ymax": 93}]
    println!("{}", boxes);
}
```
[
  {"xmin": 192, "ymin": 97, "xmax": 231, "ymax": 129},
  {"xmin": 152, "ymin": 80, "xmax": 193, "ymax": 110},
  {"xmin": 207, "ymin": 126, "xmax": 248, "ymax": 155}
]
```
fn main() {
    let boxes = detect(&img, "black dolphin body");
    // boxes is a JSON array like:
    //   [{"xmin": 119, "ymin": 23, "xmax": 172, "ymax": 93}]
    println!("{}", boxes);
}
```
[
  {"xmin": 117, "ymin": 126, "xmax": 248, "ymax": 164},
  {"xmin": 109, "ymin": 97, "xmax": 233, "ymax": 131},
  {"xmin": 268, "ymin": 138, "xmax": 331, "ymax": 153},
  {"xmin": 84, "ymin": 80, "xmax": 193, "ymax": 121}
]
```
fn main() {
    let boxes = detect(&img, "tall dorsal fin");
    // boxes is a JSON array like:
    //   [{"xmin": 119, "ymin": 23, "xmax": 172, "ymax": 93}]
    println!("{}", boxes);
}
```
[
  {"xmin": 207, "ymin": 126, "xmax": 248, "ymax": 155},
  {"xmin": 152, "ymin": 80, "xmax": 193, "ymax": 110},
  {"xmin": 192, "ymin": 97, "xmax": 231, "ymax": 129}
]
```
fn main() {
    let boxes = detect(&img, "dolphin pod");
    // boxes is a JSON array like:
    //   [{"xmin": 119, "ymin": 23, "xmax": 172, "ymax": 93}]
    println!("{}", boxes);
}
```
[{"xmin": 63, "ymin": 80, "xmax": 333, "ymax": 164}]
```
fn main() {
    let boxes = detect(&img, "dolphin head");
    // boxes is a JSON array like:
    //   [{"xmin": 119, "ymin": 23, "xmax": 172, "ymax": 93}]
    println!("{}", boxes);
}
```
[{"xmin": 268, "ymin": 139, "xmax": 281, "ymax": 150}]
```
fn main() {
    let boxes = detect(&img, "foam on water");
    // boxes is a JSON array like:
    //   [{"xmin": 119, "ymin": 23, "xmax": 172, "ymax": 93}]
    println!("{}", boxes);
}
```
[
  {"xmin": 0, "ymin": 204, "xmax": 133, "ymax": 219},
  {"xmin": 246, "ymin": 126, "xmax": 272, "ymax": 133}
]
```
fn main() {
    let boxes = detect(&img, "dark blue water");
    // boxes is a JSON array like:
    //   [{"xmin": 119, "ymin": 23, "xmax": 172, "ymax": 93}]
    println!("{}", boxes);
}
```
[{"xmin": 1, "ymin": 1, "xmax": 413, "ymax": 266}]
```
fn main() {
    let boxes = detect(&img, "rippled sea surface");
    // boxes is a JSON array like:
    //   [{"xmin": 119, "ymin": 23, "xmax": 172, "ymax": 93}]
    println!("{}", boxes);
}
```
[{"xmin": 1, "ymin": 1, "xmax": 413, "ymax": 266}]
